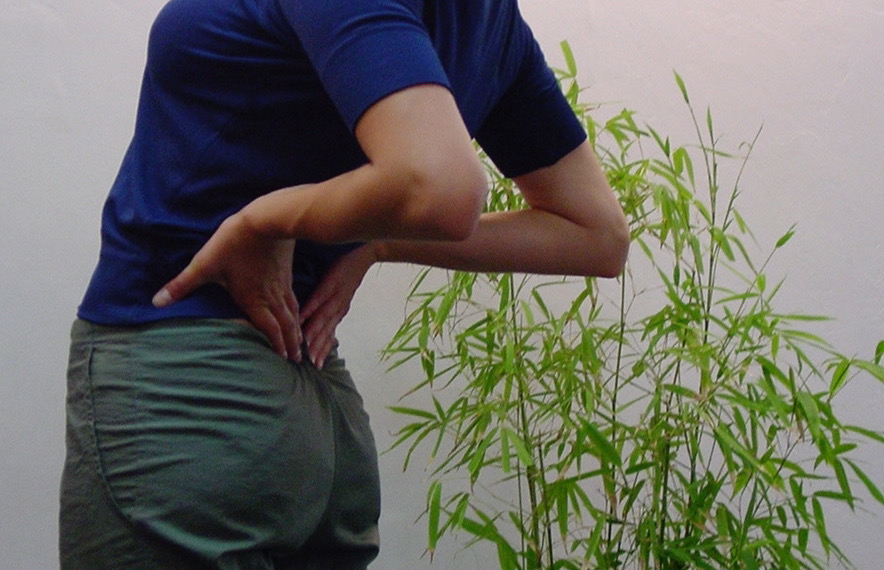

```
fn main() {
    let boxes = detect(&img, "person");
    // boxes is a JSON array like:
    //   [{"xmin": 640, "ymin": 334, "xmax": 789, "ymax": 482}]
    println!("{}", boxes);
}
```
[{"xmin": 60, "ymin": 0, "xmax": 630, "ymax": 568}]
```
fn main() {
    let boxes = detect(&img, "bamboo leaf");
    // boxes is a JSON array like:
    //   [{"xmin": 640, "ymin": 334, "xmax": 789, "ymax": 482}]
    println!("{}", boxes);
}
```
[
  {"xmin": 501, "ymin": 426, "xmax": 535, "ymax": 468},
  {"xmin": 674, "ymin": 70, "xmax": 690, "ymax": 104},
  {"xmin": 833, "ymin": 459, "xmax": 854, "ymax": 509},
  {"xmin": 852, "ymin": 359, "xmax": 884, "ymax": 382},
  {"xmin": 812, "ymin": 497, "xmax": 830, "ymax": 555},
  {"xmin": 586, "ymin": 518, "xmax": 605, "ymax": 564},
  {"xmin": 796, "ymin": 392, "xmax": 822, "ymax": 442},
  {"xmin": 389, "ymin": 406, "xmax": 438, "ymax": 420},
  {"xmin": 581, "ymin": 420, "xmax": 621, "ymax": 466},
  {"xmin": 775, "ymin": 225, "xmax": 797, "ymax": 248},
  {"xmin": 427, "ymin": 480, "xmax": 443, "ymax": 556},
  {"xmin": 468, "ymin": 428, "xmax": 498, "ymax": 479},
  {"xmin": 846, "ymin": 459, "xmax": 884, "ymax": 506},
  {"xmin": 499, "ymin": 425, "xmax": 512, "ymax": 473},
  {"xmin": 560, "ymin": 40, "xmax": 577, "ymax": 76},
  {"xmin": 845, "ymin": 424, "xmax": 884, "ymax": 445},
  {"xmin": 829, "ymin": 358, "xmax": 851, "ymax": 395},
  {"xmin": 713, "ymin": 423, "xmax": 762, "ymax": 471}
]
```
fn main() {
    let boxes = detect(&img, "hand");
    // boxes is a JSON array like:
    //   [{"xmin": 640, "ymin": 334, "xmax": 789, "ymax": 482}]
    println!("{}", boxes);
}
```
[
  {"xmin": 152, "ymin": 213, "xmax": 303, "ymax": 362},
  {"xmin": 300, "ymin": 243, "xmax": 378, "ymax": 369}
]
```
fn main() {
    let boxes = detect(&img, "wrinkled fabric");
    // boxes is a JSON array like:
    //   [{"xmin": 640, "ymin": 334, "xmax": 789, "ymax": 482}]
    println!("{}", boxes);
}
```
[{"xmin": 60, "ymin": 318, "xmax": 380, "ymax": 569}]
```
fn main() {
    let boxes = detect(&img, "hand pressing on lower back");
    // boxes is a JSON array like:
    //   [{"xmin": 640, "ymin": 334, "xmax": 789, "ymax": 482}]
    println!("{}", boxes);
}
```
[
  {"xmin": 300, "ymin": 243, "xmax": 378, "ymax": 369},
  {"xmin": 152, "ymin": 212, "xmax": 303, "ymax": 362}
]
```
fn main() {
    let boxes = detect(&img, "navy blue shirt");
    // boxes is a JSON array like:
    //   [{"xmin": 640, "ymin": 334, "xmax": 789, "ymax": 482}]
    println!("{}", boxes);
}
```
[{"xmin": 79, "ymin": 0, "xmax": 586, "ymax": 325}]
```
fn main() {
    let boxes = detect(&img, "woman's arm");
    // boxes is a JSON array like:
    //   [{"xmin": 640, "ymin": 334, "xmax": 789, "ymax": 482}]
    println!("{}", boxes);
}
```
[
  {"xmin": 153, "ymin": 84, "xmax": 487, "ymax": 359},
  {"xmin": 373, "ymin": 140, "xmax": 629, "ymax": 277},
  {"xmin": 238, "ymin": 84, "xmax": 487, "ymax": 243},
  {"xmin": 300, "ymin": 141, "xmax": 630, "ymax": 367}
]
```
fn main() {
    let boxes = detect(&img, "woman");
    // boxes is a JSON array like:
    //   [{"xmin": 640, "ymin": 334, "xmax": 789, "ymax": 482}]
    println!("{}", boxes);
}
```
[{"xmin": 61, "ymin": 0, "xmax": 629, "ymax": 568}]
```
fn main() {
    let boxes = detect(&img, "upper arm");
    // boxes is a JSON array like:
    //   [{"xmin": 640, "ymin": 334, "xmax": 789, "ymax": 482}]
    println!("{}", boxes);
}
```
[
  {"xmin": 352, "ymin": 84, "xmax": 488, "ymax": 239},
  {"xmin": 277, "ymin": 0, "xmax": 486, "ymax": 238},
  {"xmin": 278, "ymin": 0, "xmax": 450, "ymax": 131},
  {"xmin": 513, "ymin": 141, "xmax": 621, "ymax": 227},
  {"xmin": 513, "ymin": 141, "xmax": 630, "ymax": 272},
  {"xmin": 354, "ymin": 84, "xmax": 483, "ymax": 195}
]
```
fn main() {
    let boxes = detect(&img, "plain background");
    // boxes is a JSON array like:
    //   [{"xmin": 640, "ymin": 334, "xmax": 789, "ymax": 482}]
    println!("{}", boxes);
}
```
[{"xmin": 1, "ymin": 0, "xmax": 882, "ymax": 567}]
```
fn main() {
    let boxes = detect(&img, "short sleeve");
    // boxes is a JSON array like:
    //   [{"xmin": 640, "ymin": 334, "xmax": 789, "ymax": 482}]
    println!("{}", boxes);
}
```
[
  {"xmin": 475, "ymin": 38, "xmax": 586, "ymax": 178},
  {"xmin": 276, "ymin": 0, "xmax": 451, "ymax": 130}
]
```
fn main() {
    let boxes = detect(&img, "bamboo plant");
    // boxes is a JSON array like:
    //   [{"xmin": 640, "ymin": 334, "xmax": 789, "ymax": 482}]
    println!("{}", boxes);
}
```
[{"xmin": 383, "ymin": 43, "xmax": 884, "ymax": 570}]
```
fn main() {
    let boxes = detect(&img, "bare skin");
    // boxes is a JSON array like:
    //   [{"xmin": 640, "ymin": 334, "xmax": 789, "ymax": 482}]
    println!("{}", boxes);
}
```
[{"xmin": 153, "ymin": 84, "xmax": 629, "ymax": 367}]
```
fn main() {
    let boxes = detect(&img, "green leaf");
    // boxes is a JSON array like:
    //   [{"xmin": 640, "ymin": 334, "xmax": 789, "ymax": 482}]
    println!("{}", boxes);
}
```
[
  {"xmin": 501, "ymin": 426, "xmax": 535, "ymax": 468},
  {"xmin": 581, "ymin": 420, "xmax": 621, "ymax": 466},
  {"xmin": 833, "ymin": 459, "xmax": 854, "ymax": 509},
  {"xmin": 713, "ymin": 423, "xmax": 762, "ymax": 471},
  {"xmin": 427, "ymin": 480, "xmax": 443, "ymax": 556},
  {"xmin": 673, "ymin": 146, "xmax": 695, "ymax": 186},
  {"xmin": 812, "ymin": 496, "xmax": 830, "ymax": 555},
  {"xmin": 796, "ymin": 392, "xmax": 822, "ymax": 442},
  {"xmin": 852, "ymin": 359, "xmax": 884, "ymax": 382},
  {"xmin": 775, "ymin": 225, "xmax": 796, "ymax": 248},
  {"xmin": 711, "ymin": 227, "xmax": 735, "ymax": 261},
  {"xmin": 846, "ymin": 460, "xmax": 884, "ymax": 506},
  {"xmin": 789, "ymin": 477, "xmax": 808, "ymax": 518},
  {"xmin": 758, "ymin": 376, "xmax": 791, "ymax": 425},
  {"xmin": 844, "ymin": 424, "xmax": 884, "ymax": 445},
  {"xmin": 503, "ymin": 338, "xmax": 515, "ymax": 375},
  {"xmin": 468, "ymin": 427, "xmax": 497, "ymax": 479},
  {"xmin": 829, "ymin": 358, "xmax": 851, "ymax": 395},
  {"xmin": 674, "ymin": 71, "xmax": 690, "ymax": 104},
  {"xmin": 389, "ymin": 406, "xmax": 438, "ymax": 420},
  {"xmin": 560, "ymin": 40, "xmax": 577, "ymax": 76},
  {"xmin": 586, "ymin": 518, "xmax": 605, "ymax": 563},
  {"xmin": 433, "ymin": 288, "xmax": 458, "ymax": 331}
]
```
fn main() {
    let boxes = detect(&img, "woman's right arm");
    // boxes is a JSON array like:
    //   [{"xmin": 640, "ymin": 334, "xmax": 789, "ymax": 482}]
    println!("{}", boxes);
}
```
[
  {"xmin": 301, "ymin": 140, "xmax": 630, "ymax": 367},
  {"xmin": 373, "ymin": 140, "xmax": 629, "ymax": 278}
]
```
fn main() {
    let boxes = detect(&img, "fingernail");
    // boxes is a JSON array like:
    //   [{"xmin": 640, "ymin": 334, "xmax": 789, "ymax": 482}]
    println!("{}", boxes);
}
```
[{"xmin": 152, "ymin": 289, "xmax": 172, "ymax": 308}]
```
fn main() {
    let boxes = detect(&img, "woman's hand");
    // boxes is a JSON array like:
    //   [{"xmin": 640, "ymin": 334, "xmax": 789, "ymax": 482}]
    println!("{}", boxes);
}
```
[
  {"xmin": 300, "ymin": 243, "xmax": 378, "ymax": 369},
  {"xmin": 152, "ymin": 213, "xmax": 303, "ymax": 362}
]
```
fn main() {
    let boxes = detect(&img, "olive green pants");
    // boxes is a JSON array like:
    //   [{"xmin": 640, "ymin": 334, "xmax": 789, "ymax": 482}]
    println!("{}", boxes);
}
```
[{"xmin": 60, "ymin": 319, "xmax": 380, "ymax": 569}]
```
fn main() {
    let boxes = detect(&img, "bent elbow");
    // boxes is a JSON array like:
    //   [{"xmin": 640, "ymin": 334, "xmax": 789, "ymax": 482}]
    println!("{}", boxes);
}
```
[
  {"xmin": 404, "ymin": 157, "xmax": 487, "ymax": 241},
  {"xmin": 589, "ymin": 215, "xmax": 630, "ymax": 279},
  {"xmin": 599, "ymin": 229, "xmax": 631, "ymax": 278},
  {"xmin": 435, "ymin": 177, "xmax": 486, "ymax": 241}
]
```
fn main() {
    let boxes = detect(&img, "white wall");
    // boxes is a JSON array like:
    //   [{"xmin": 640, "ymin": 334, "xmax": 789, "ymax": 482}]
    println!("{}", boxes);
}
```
[{"xmin": 1, "ymin": 0, "xmax": 881, "ymax": 568}]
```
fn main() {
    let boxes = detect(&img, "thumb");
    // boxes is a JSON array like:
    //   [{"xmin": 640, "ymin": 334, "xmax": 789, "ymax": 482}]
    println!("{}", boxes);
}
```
[{"xmin": 152, "ymin": 263, "xmax": 206, "ymax": 308}]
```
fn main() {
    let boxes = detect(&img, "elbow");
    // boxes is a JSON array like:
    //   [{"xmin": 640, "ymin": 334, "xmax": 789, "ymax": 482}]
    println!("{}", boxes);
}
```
[
  {"xmin": 598, "ymin": 227, "xmax": 630, "ymax": 278},
  {"xmin": 589, "ymin": 213, "xmax": 630, "ymax": 279},
  {"xmin": 582, "ymin": 212, "xmax": 631, "ymax": 279},
  {"xmin": 398, "ymin": 156, "xmax": 487, "ymax": 241}
]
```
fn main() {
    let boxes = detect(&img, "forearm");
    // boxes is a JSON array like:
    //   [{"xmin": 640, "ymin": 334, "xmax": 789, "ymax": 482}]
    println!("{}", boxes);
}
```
[
  {"xmin": 240, "ymin": 161, "xmax": 483, "ymax": 243},
  {"xmin": 373, "ymin": 206, "xmax": 628, "ymax": 278}
]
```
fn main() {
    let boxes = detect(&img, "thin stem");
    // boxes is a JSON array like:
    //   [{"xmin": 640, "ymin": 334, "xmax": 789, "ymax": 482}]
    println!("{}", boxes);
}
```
[{"xmin": 606, "ymin": 273, "xmax": 629, "ymax": 558}]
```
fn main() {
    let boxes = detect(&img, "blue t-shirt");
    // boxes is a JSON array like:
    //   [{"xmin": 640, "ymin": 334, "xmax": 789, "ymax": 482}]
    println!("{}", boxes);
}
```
[{"xmin": 78, "ymin": 0, "xmax": 586, "ymax": 325}]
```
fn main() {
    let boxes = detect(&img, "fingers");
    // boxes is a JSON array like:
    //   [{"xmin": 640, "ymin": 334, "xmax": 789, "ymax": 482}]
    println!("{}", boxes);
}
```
[
  {"xmin": 281, "ymin": 289, "xmax": 303, "ymax": 362},
  {"xmin": 309, "ymin": 334, "xmax": 337, "ymax": 371},
  {"xmin": 304, "ymin": 305, "xmax": 345, "ymax": 369},
  {"xmin": 152, "ymin": 263, "xmax": 206, "ymax": 308},
  {"xmin": 248, "ymin": 305, "xmax": 289, "ymax": 360},
  {"xmin": 248, "ymin": 297, "xmax": 302, "ymax": 363},
  {"xmin": 299, "ymin": 284, "xmax": 329, "ymax": 323}
]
